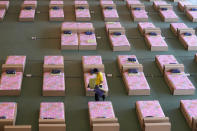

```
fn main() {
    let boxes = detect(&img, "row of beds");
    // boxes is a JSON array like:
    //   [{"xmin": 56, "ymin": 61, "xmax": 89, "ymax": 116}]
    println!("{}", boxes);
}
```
[
  {"xmin": 1, "ymin": 100, "xmax": 197, "ymax": 131},
  {"xmin": 60, "ymin": 21, "xmax": 197, "ymax": 51},
  {"xmin": 0, "ymin": 0, "xmax": 197, "ymax": 22},
  {"xmin": 0, "ymin": 54, "xmax": 196, "ymax": 96}
]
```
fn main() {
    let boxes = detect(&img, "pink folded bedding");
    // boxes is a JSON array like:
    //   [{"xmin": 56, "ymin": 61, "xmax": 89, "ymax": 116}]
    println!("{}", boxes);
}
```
[
  {"xmin": 181, "ymin": 100, "xmax": 197, "ymax": 122},
  {"xmin": 88, "ymin": 101, "xmax": 115, "ymax": 119},
  {"xmin": 76, "ymin": 9, "xmax": 90, "ymax": 18},
  {"xmin": 160, "ymin": 10, "xmax": 178, "ymax": 19},
  {"xmin": 5, "ymin": 56, "xmax": 26, "ymax": 65},
  {"xmin": 19, "ymin": 9, "xmax": 35, "ymax": 18},
  {"xmin": 131, "ymin": 10, "xmax": 148, "ymax": 19},
  {"xmin": 50, "ymin": 9, "xmax": 64, "ymax": 18},
  {"xmin": 103, "ymin": 9, "xmax": 119, "ymax": 18}
]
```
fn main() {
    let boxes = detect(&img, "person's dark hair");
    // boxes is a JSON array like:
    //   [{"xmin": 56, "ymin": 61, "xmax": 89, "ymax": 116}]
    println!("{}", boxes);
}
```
[{"xmin": 93, "ymin": 68, "xmax": 99, "ymax": 73}]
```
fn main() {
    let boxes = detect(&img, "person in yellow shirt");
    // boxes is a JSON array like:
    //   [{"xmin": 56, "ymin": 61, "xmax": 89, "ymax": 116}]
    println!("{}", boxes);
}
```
[{"xmin": 92, "ymin": 68, "xmax": 106, "ymax": 101}]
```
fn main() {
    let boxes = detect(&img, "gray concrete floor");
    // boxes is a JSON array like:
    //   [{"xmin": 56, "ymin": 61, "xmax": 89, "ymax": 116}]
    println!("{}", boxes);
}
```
[{"xmin": 0, "ymin": 0, "xmax": 197, "ymax": 130}]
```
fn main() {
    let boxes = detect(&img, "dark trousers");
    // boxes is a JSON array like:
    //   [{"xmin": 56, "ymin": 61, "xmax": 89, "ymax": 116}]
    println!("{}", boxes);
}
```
[{"xmin": 95, "ymin": 93, "xmax": 105, "ymax": 101}]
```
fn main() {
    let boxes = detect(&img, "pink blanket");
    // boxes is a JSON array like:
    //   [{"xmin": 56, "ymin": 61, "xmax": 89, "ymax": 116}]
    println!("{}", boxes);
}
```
[
  {"xmin": 153, "ymin": 1, "xmax": 167, "ymax": 8},
  {"xmin": 181, "ymin": 100, "xmax": 197, "ymax": 121},
  {"xmin": 103, "ymin": 9, "xmax": 119, "ymax": 18},
  {"xmin": 50, "ymin": 9, "xmax": 64, "ymax": 18},
  {"xmin": 136, "ymin": 100, "xmax": 165, "ymax": 118},
  {"xmin": 40, "ymin": 102, "xmax": 65, "ymax": 119},
  {"xmin": 88, "ymin": 102, "xmax": 115, "ymax": 119},
  {"xmin": 76, "ymin": 9, "xmax": 90, "ymax": 18},
  {"xmin": 61, "ymin": 33, "xmax": 78, "ymax": 46},
  {"xmin": 5, "ymin": 56, "xmax": 26, "ymax": 66},
  {"xmin": 44, "ymin": 56, "xmax": 64, "ymax": 65},
  {"xmin": 100, "ymin": 1, "xmax": 114, "ymax": 5},
  {"xmin": 127, "ymin": 0, "xmax": 141, "ymax": 5},
  {"xmin": 180, "ymin": 34, "xmax": 197, "ymax": 47},
  {"xmin": 0, "ymin": 102, "xmax": 16, "ymax": 119},
  {"xmin": 165, "ymin": 72, "xmax": 195, "ymax": 90},
  {"xmin": 0, "ymin": 72, "xmax": 23, "ymax": 90},
  {"xmin": 156, "ymin": 55, "xmax": 178, "ymax": 69},
  {"xmin": 61, "ymin": 22, "xmax": 78, "ymax": 30},
  {"xmin": 118, "ymin": 55, "xmax": 139, "ymax": 65},
  {"xmin": 84, "ymin": 73, "xmax": 108, "ymax": 92},
  {"xmin": 131, "ymin": 10, "xmax": 148, "ymax": 19},
  {"xmin": 43, "ymin": 72, "xmax": 65, "ymax": 91},
  {"xmin": 146, "ymin": 35, "xmax": 167, "ymax": 47},
  {"xmin": 19, "ymin": 10, "xmax": 35, "ymax": 18},
  {"xmin": 160, "ymin": 10, "xmax": 178, "ymax": 19},
  {"xmin": 123, "ymin": 72, "xmax": 150, "ymax": 90},
  {"xmin": 77, "ymin": 22, "xmax": 93, "ymax": 30},
  {"xmin": 79, "ymin": 33, "xmax": 97, "ymax": 46},
  {"xmin": 138, "ymin": 22, "xmax": 155, "ymax": 31},
  {"xmin": 23, "ymin": 1, "xmax": 37, "ymax": 5},
  {"xmin": 82, "ymin": 56, "xmax": 102, "ymax": 65},
  {"xmin": 109, "ymin": 34, "xmax": 130, "ymax": 46}
]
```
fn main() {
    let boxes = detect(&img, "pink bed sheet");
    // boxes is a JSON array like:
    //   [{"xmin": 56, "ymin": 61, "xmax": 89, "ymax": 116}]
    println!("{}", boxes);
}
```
[
  {"xmin": 131, "ymin": 10, "xmax": 148, "ymax": 19},
  {"xmin": 76, "ymin": 9, "xmax": 90, "ymax": 18},
  {"xmin": 5, "ymin": 56, "xmax": 26, "ymax": 66},
  {"xmin": 0, "ymin": 102, "xmax": 16, "ymax": 119},
  {"xmin": 23, "ymin": 1, "xmax": 37, "ymax": 5},
  {"xmin": 100, "ymin": 1, "xmax": 114, "ymax": 5},
  {"xmin": 43, "ymin": 72, "xmax": 65, "ymax": 91},
  {"xmin": 19, "ymin": 10, "xmax": 35, "ymax": 18},
  {"xmin": 49, "ymin": 9, "xmax": 64, "ymax": 18},
  {"xmin": 153, "ymin": 1, "xmax": 167, "ymax": 8},
  {"xmin": 77, "ymin": 22, "xmax": 94, "ymax": 30},
  {"xmin": 105, "ymin": 22, "xmax": 122, "ymax": 30},
  {"xmin": 44, "ymin": 56, "xmax": 64, "ymax": 65},
  {"xmin": 123, "ymin": 72, "xmax": 150, "ymax": 90},
  {"xmin": 50, "ymin": 1, "xmax": 64, "ymax": 5},
  {"xmin": 165, "ymin": 72, "xmax": 195, "ymax": 90},
  {"xmin": 103, "ymin": 9, "xmax": 119, "ymax": 18},
  {"xmin": 82, "ymin": 56, "xmax": 102, "ymax": 65},
  {"xmin": 61, "ymin": 33, "xmax": 78, "ymax": 46},
  {"xmin": 0, "ymin": 9, "xmax": 5, "ymax": 18},
  {"xmin": 187, "ymin": 11, "xmax": 197, "ymax": 19},
  {"xmin": 79, "ymin": 33, "xmax": 97, "ymax": 45},
  {"xmin": 40, "ymin": 102, "xmax": 65, "ymax": 119},
  {"xmin": 181, "ymin": 100, "xmax": 197, "ymax": 121},
  {"xmin": 138, "ymin": 22, "xmax": 155, "ymax": 31},
  {"xmin": 156, "ymin": 55, "xmax": 178, "ymax": 70},
  {"xmin": 178, "ymin": 1, "xmax": 192, "ymax": 9},
  {"xmin": 75, "ymin": 1, "xmax": 88, "ymax": 5},
  {"xmin": 145, "ymin": 35, "xmax": 168, "ymax": 47},
  {"xmin": 109, "ymin": 34, "xmax": 130, "ymax": 47},
  {"xmin": 137, "ymin": 100, "xmax": 165, "ymax": 118},
  {"xmin": 160, "ymin": 10, "xmax": 178, "ymax": 19},
  {"xmin": 180, "ymin": 34, "xmax": 197, "ymax": 47},
  {"xmin": 171, "ymin": 23, "xmax": 188, "ymax": 32},
  {"xmin": 84, "ymin": 73, "xmax": 108, "ymax": 92},
  {"xmin": 118, "ymin": 55, "xmax": 139, "ymax": 66},
  {"xmin": 0, "ymin": 72, "xmax": 23, "ymax": 90},
  {"xmin": 88, "ymin": 101, "xmax": 115, "ymax": 119},
  {"xmin": 126, "ymin": 0, "xmax": 141, "ymax": 5},
  {"xmin": 61, "ymin": 22, "xmax": 78, "ymax": 30}
]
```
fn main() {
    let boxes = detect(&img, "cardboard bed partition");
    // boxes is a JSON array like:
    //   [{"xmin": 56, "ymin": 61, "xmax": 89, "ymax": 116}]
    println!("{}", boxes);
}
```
[
  {"xmin": 164, "ymin": 64, "xmax": 184, "ymax": 72},
  {"xmin": 39, "ymin": 119, "xmax": 66, "ymax": 131},
  {"xmin": 4, "ymin": 125, "xmax": 32, "ymax": 131},
  {"xmin": 178, "ymin": 28, "xmax": 197, "ymax": 51}
]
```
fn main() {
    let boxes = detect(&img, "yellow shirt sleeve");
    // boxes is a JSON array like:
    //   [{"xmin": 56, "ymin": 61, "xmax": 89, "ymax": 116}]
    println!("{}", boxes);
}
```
[{"xmin": 96, "ymin": 72, "xmax": 103, "ymax": 85}]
